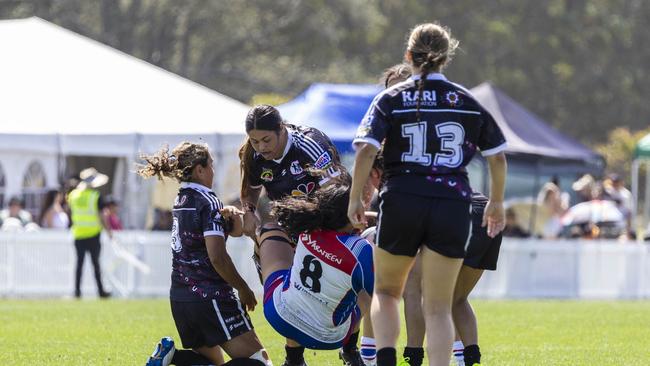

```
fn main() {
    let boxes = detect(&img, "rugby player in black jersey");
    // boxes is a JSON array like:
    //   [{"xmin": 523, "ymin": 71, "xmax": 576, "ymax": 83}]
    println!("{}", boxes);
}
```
[
  {"xmin": 140, "ymin": 142, "xmax": 271, "ymax": 366},
  {"xmin": 239, "ymin": 105, "xmax": 358, "ymax": 366},
  {"xmin": 348, "ymin": 23, "xmax": 507, "ymax": 366}
]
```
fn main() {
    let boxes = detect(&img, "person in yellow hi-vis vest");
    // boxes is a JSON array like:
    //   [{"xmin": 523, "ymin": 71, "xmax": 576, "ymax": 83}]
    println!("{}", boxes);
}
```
[{"xmin": 68, "ymin": 167, "xmax": 113, "ymax": 298}]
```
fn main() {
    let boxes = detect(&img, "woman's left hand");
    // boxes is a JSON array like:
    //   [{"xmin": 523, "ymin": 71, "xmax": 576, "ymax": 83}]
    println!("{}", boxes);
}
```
[
  {"xmin": 482, "ymin": 200, "xmax": 505, "ymax": 238},
  {"xmin": 220, "ymin": 206, "xmax": 244, "ymax": 219}
]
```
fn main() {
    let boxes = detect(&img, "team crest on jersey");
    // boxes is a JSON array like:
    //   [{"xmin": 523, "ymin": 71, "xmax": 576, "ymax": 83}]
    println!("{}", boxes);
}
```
[
  {"xmin": 260, "ymin": 168, "xmax": 274, "ymax": 182},
  {"xmin": 402, "ymin": 90, "xmax": 437, "ymax": 107},
  {"xmin": 174, "ymin": 195, "xmax": 188, "ymax": 207},
  {"xmin": 291, "ymin": 182, "xmax": 316, "ymax": 196},
  {"xmin": 290, "ymin": 160, "xmax": 304, "ymax": 175},
  {"xmin": 313, "ymin": 152, "xmax": 332, "ymax": 170},
  {"xmin": 444, "ymin": 91, "xmax": 463, "ymax": 107}
]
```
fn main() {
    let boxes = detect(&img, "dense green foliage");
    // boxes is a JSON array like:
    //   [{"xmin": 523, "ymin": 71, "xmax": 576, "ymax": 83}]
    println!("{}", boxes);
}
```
[
  {"xmin": 1, "ymin": 0, "xmax": 648, "ymax": 145},
  {"xmin": 1, "ymin": 299, "xmax": 649, "ymax": 365}
]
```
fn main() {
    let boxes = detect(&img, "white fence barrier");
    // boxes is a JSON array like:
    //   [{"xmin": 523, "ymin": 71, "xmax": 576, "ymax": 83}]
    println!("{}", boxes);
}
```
[{"xmin": 1, "ymin": 232, "xmax": 649, "ymax": 299}]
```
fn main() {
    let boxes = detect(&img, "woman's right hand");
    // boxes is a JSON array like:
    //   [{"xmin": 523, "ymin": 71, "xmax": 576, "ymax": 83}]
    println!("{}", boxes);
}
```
[
  {"xmin": 242, "ymin": 210, "xmax": 260, "ymax": 239},
  {"xmin": 348, "ymin": 197, "xmax": 367, "ymax": 230},
  {"xmin": 237, "ymin": 285, "xmax": 257, "ymax": 311}
]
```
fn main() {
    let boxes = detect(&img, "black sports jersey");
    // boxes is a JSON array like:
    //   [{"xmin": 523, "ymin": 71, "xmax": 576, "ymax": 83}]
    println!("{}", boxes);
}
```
[
  {"xmin": 170, "ymin": 182, "xmax": 234, "ymax": 302},
  {"xmin": 354, "ymin": 73, "xmax": 507, "ymax": 201},
  {"xmin": 249, "ymin": 124, "xmax": 341, "ymax": 201}
]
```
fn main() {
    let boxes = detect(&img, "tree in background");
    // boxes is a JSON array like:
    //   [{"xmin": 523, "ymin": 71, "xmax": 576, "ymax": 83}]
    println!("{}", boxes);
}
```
[{"xmin": 1, "ymin": 0, "xmax": 649, "ymax": 146}]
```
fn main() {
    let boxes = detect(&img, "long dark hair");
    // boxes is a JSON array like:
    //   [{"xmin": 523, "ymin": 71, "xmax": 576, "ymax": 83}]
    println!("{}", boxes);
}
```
[
  {"xmin": 406, "ymin": 23, "xmax": 459, "ymax": 121},
  {"xmin": 239, "ymin": 105, "xmax": 284, "ymax": 195},
  {"xmin": 271, "ymin": 183, "xmax": 351, "ymax": 238},
  {"xmin": 39, "ymin": 189, "xmax": 60, "ymax": 224},
  {"xmin": 138, "ymin": 141, "xmax": 210, "ymax": 182}
]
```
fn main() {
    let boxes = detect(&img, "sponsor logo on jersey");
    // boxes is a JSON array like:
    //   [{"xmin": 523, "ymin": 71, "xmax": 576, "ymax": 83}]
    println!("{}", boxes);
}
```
[
  {"xmin": 444, "ymin": 91, "xmax": 462, "ymax": 106},
  {"xmin": 300, "ymin": 233, "xmax": 343, "ymax": 265},
  {"xmin": 290, "ymin": 160, "xmax": 304, "ymax": 175},
  {"xmin": 291, "ymin": 182, "xmax": 316, "ymax": 196},
  {"xmin": 402, "ymin": 90, "xmax": 437, "ymax": 107},
  {"xmin": 260, "ymin": 168, "xmax": 273, "ymax": 182},
  {"xmin": 313, "ymin": 151, "xmax": 333, "ymax": 170}
]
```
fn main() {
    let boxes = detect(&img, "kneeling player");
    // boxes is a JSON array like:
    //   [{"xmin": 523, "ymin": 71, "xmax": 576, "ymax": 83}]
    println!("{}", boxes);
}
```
[
  {"xmin": 139, "ymin": 142, "xmax": 271, "ymax": 366},
  {"xmin": 261, "ymin": 183, "xmax": 373, "ymax": 366}
]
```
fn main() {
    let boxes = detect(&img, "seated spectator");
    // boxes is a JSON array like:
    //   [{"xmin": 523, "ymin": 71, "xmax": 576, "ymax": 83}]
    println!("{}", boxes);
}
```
[
  {"xmin": 603, "ymin": 173, "xmax": 633, "ymax": 237},
  {"xmin": 103, "ymin": 195, "xmax": 123, "ymax": 231},
  {"xmin": 537, "ymin": 178, "xmax": 567, "ymax": 239},
  {"xmin": 39, "ymin": 189, "xmax": 70, "ymax": 229},
  {"xmin": 0, "ymin": 196, "xmax": 33, "ymax": 228},
  {"xmin": 503, "ymin": 207, "xmax": 529, "ymax": 238},
  {"xmin": 151, "ymin": 208, "xmax": 172, "ymax": 231},
  {"xmin": 572, "ymin": 174, "xmax": 596, "ymax": 204}
]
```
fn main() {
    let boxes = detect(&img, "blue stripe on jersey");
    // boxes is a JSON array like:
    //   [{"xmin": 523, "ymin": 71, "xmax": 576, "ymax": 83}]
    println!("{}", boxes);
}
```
[{"xmin": 332, "ymin": 289, "xmax": 357, "ymax": 327}]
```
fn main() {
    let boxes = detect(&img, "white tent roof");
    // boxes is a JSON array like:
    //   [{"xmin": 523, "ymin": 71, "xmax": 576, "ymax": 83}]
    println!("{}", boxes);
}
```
[{"xmin": 0, "ymin": 17, "xmax": 248, "ymax": 156}]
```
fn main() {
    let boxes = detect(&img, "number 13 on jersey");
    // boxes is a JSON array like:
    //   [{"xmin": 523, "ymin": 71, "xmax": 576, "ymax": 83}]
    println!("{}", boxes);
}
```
[{"xmin": 401, "ymin": 121, "xmax": 465, "ymax": 168}]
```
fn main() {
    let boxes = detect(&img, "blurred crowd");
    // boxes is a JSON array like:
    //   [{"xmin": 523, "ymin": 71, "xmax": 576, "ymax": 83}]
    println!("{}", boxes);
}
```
[{"xmin": 503, "ymin": 173, "xmax": 646, "ymax": 241}]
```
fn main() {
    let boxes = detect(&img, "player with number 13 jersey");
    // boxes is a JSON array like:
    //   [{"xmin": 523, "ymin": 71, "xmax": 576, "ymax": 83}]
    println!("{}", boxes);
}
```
[{"xmin": 354, "ymin": 74, "xmax": 506, "ymax": 202}]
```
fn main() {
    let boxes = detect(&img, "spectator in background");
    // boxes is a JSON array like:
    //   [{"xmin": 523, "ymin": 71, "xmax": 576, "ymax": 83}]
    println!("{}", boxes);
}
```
[
  {"xmin": 572, "ymin": 174, "xmax": 596, "ymax": 204},
  {"xmin": 503, "ymin": 207, "xmax": 529, "ymax": 238},
  {"xmin": 68, "ymin": 167, "xmax": 112, "ymax": 299},
  {"xmin": 39, "ymin": 189, "xmax": 70, "ymax": 229},
  {"xmin": 603, "ymin": 173, "xmax": 633, "ymax": 237},
  {"xmin": 537, "ymin": 176, "xmax": 567, "ymax": 239},
  {"xmin": 103, "ymin": 195, "xmax": 123, "ymax": 231},
  {"xmin": 0, "ymin": 196, "xmax": 34, "ymax": 228},
  {"xmin": 151, "ymin": 208, "xmax": 173, "ymax": 231}
]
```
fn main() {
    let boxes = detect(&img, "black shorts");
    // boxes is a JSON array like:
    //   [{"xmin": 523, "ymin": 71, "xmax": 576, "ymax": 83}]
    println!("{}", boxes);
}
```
[
  {"xmin": 463, "ymin": 208, "xmax": 503, "ymax": 271},
  {"xmin": 170, "ymin": 297, "xmax": 253, "ymax": 349},
  {"xmin": 376, "ymin": 191, "xmax": 470, "ymax": 258}
]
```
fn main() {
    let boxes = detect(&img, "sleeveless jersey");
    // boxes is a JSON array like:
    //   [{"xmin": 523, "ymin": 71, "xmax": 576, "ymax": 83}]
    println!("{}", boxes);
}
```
[{"xmin": 272, "ymin": 230, "xmax": 373, "ymax": 344}]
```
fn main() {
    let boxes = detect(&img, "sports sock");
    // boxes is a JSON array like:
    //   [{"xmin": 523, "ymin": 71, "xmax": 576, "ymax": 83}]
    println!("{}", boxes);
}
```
[
  {"xmin": 343, "ymin": 331, "xmax": 360, "ymax": 353},
  {"xmin": 453, "ymin": 341, "xmax": 465, "ymax": 365},
  {"xmin": 360, "ymin": 336, "xmax": 377, "ymax": 364},
  {"xmin": 376, "ymin": 347, "xmax": 396, "ymax": 366},
  {"xmin": 171, "ymin": 349, "xmax": 214, "ymax": 365},
  {"xmin": 285, "ymin": 345, "xmax": 305, "ymax": 364},
  {"xmin": 402, "ymin": 347, "xmax": 424, "ymax": 366},
  {"xmin": 463, "ymin": 344, "xmax": 481, "ymax": 366}
]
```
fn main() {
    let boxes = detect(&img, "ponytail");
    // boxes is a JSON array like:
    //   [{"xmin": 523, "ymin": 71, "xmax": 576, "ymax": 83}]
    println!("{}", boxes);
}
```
[
  {"xmin": 138, "ymin": 142, "xmax": 209, "ymax": 183},
  {"xmin": 239, "ymin": 138, "xmax": 257, "ymax": 196}
]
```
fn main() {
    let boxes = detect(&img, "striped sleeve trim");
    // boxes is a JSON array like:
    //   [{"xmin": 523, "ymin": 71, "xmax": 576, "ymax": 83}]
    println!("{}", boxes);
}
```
[
  {"xmin": 352, "ymin": 137, "xmax": 382, "ymax": 150},
  {"xmin": 204, "ymin": 230, "xmax": 225, "ymax": 237},
  {"xmin": 294, "ymin": 131, "xmax": 329, "ymax": 162},
  {"xmin": 481, "ymin": 142, "xmax": 508, "ymax": 156}
]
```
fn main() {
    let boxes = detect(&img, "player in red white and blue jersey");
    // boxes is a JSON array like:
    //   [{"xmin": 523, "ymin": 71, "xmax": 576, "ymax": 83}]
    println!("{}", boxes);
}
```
[
  {"xmin": 239, "ymin": 105, "xmax": 346, "ymax": 365},
  {"xmin": 263, "ymin": 183, "xmax": 373, "ymax": 366},
  {"xmin": 348, "ymin": 23, "xmax": 507, "ymax": 366}
]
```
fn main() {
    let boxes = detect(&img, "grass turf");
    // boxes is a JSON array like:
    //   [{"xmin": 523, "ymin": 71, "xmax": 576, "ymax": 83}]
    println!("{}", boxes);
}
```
[{"xmin": 1, "ymin": 299, "xmax": 649, "ymax": 365}]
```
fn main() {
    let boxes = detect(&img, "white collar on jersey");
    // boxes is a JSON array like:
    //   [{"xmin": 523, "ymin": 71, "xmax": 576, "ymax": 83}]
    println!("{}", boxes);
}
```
[
  {"xmin": 272, "ymin": 127, "xmax": 294, "ymax": 163},
  {"xmin": 409, "ymin": 73, "xmax": 448, "ymax": 81},
  {"xmin": 180, "ymin": 182, "xmax": 213, "ymax": 193}
]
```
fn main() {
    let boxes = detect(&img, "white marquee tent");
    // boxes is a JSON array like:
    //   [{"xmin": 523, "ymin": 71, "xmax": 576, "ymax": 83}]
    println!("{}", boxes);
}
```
[{"xmin": 0, "ymin": 17, "xmax": 248, "ymax": 227}]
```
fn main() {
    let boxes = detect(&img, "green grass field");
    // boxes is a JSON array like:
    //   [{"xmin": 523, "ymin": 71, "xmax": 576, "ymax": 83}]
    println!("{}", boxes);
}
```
[{"xmin": 1, "ymin": 299, "xmax": 649, "ymax": 365}]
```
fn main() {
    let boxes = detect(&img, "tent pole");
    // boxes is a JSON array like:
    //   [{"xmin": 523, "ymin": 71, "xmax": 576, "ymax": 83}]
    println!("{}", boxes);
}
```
[
  {"xmin": 631, "ymin": 159, "xmax": 639, "ymax": 232},
  {"xmin": 642, "ymin": 160, "xmax": 650, "ymax": 229},
  {"xmin": 528, "ymin": 158, "xmax": 541, "ymax": 235}
]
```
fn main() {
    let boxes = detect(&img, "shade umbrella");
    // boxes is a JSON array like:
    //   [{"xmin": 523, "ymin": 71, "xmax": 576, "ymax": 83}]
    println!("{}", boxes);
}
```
[{"xmin": 560, "ymin": 200, "xmax": 624, "ymax": 226}]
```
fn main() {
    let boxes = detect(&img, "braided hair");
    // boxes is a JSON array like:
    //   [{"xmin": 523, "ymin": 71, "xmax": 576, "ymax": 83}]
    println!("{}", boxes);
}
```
[{"xmin": 406, "ymin": 22, "xmax": 459, "ymax": 121}]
